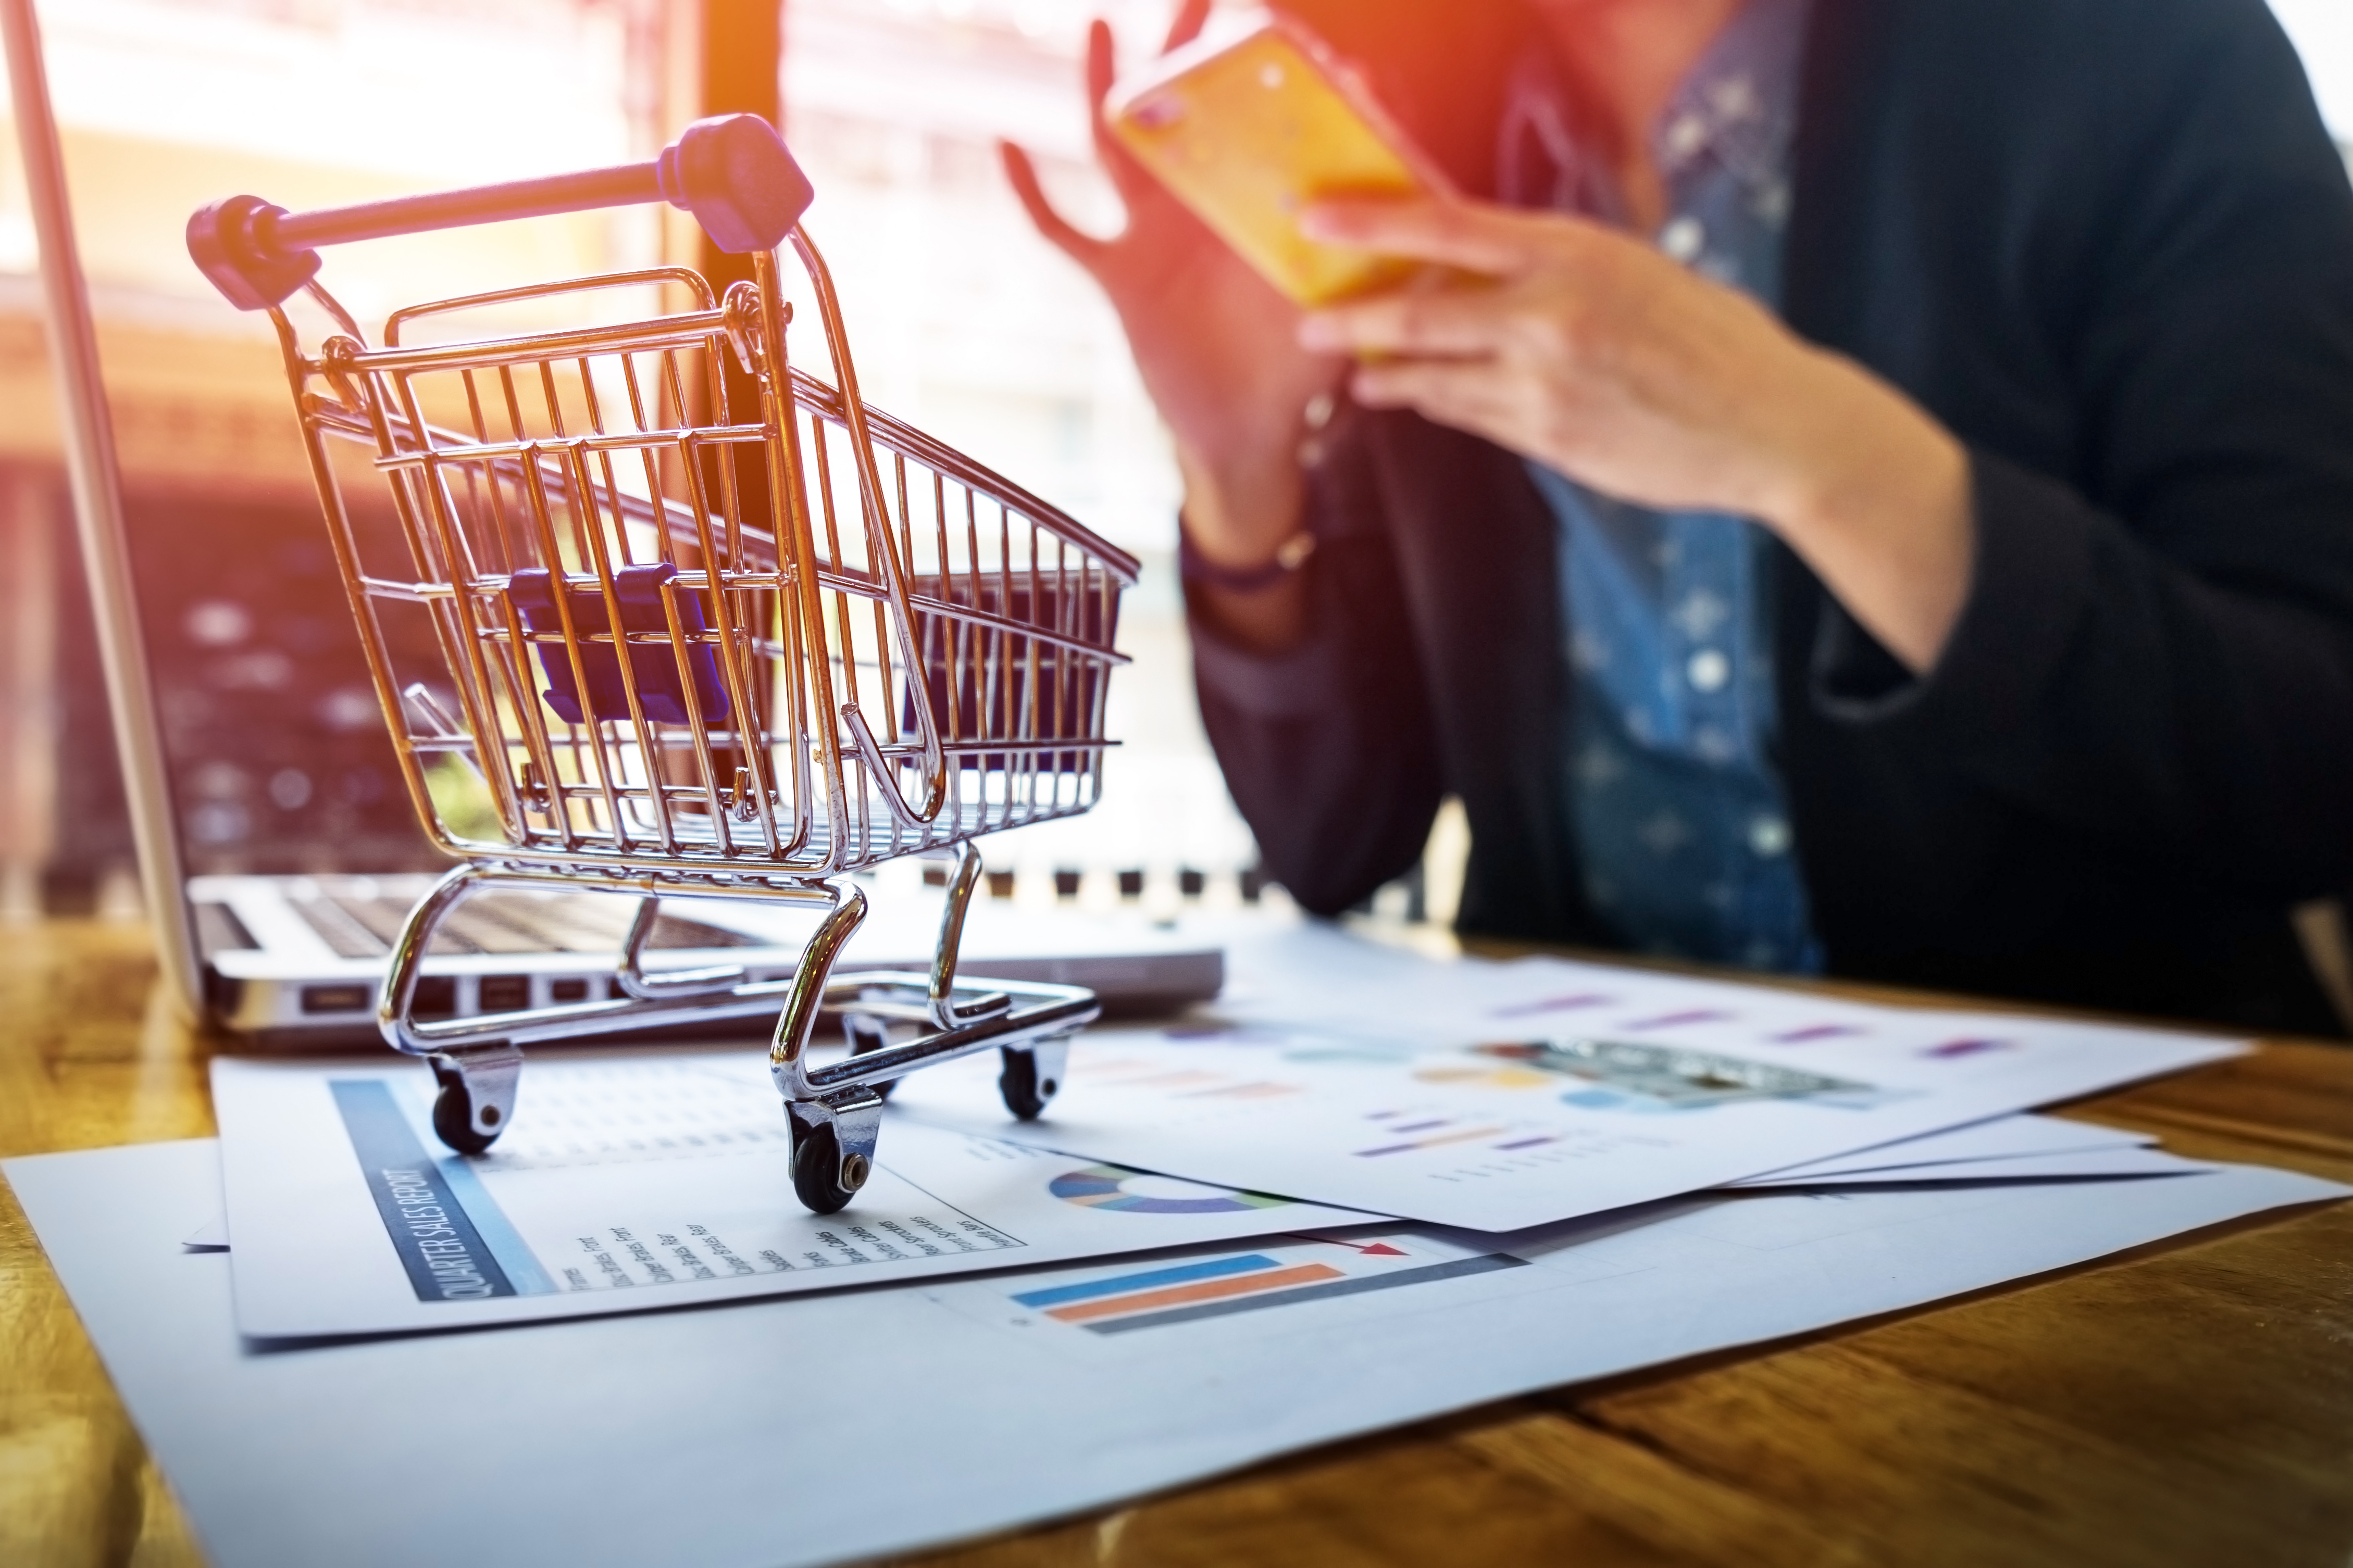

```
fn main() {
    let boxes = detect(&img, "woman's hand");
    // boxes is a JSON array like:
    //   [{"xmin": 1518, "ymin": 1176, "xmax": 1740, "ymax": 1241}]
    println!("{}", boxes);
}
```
[
  {"xmin": 1003, "ymin": 0, "xmax": 1344, "ymax": 604},
  {"xmin": 1298, "ymin": 198, "xmax": 1974, "ymax": 673}
]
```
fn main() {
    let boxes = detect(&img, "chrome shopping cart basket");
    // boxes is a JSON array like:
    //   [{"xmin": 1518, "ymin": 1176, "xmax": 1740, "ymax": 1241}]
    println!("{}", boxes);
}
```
[{"xmin": 190, "ymin": 115, "xmax": 1137, "ymax": 1212}]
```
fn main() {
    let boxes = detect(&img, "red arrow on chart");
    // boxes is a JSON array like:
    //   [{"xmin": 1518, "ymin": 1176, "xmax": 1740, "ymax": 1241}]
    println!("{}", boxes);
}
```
[{"xmin": 1303, "ymin": 1237, "xmax": 1409, "ymax": 1256}]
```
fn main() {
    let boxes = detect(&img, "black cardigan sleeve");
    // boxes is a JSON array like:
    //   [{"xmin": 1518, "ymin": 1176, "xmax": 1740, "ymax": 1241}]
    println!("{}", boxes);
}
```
[
  {"xmin": 1811, "ymin": 0, "xmax": 2353, "ymax": 901},
  {"xmin": 1186, "ymin": 415, "xmax": 1446, "ymax": 916}
]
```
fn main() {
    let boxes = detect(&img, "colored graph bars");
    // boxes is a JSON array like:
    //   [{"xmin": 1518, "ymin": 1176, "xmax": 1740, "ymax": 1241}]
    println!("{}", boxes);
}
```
[
  {"xmin": 1009, "ymin": 1247, "xmax": 1526, "ymax": 1335},
  {"xmin": 1351, "ymin": 1110, "xmax": 1564, "ymax": 1159}
]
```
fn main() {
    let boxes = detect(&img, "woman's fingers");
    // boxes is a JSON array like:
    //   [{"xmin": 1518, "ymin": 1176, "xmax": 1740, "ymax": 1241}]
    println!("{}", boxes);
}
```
[
  {"xmin": 1162, "ymin": 0, "xmax": 1212, "ymax": 52},
  {"xmin": 1086, "ymin": 15, "xmax": 1116, "ymax": 107},
  {"xmin": 1001, "ymin": 141, "xmax": 1106, "ymax": 270},
  {"xmin": 1348, "ymin": 358, "xmax": 1529, "ymax": 437},
  {"xmin": 1299, "ymin": 282, "xmax": 1523, "ymax": 358},
  {"xmin": 1299, "ymin": 198, "xmax": 1549, "ymax": 274},
  {"xmin": 1087, "ymin": 18, "xmax": 1165, "ymax": 212}
]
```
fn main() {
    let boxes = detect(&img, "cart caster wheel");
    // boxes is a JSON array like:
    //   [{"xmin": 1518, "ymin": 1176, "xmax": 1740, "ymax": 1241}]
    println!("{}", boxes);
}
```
[
  {"xmin": 998, "ymin": 1046, "xmax": 1062, "ymax": 1122},
  {"xmin": 790, "ymin": 1118, "xmax": 868, "ymax": 1214},
  {"xmin": 431, "ymin": 1080, "xmax": 504, "ymax": 1155}
]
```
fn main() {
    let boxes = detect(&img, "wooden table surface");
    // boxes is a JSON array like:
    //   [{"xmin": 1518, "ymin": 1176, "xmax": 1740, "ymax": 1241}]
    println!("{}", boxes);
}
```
[{"xmin": 4, "ymin": 917, "xmax": 2351, "ymax": 1568}]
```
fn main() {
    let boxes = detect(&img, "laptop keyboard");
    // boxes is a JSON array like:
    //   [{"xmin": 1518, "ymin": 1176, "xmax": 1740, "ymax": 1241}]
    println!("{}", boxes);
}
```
[{"xmin": 286, "ymin": 891, "xmax": 758, "ymax": 960}]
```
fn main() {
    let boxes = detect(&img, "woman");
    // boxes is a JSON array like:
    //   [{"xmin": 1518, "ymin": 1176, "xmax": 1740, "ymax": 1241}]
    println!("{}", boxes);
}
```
[{"xmin": 1007, "ymin": 0, "xmax": 2353, "ymax": 1032}]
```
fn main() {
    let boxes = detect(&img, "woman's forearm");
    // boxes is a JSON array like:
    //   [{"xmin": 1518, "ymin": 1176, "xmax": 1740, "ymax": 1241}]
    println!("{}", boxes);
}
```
[
  {"xmin": 1177, "ymin": 441, "xmax": 1313, "ymax": 654},
  {"xmin": 1756, "ymin": 347, "xmax": 1975, "ymax": 673}
]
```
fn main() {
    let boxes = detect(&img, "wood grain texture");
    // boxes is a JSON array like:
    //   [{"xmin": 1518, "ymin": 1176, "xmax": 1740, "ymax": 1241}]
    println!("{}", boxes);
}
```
[
  {"xmin": 0, "ymin": 921, "xmax": 213, "ymax": 1568},
  {"xmin": 3, "ymin": 919, "xmax": 2348, "ymax": 1568}
]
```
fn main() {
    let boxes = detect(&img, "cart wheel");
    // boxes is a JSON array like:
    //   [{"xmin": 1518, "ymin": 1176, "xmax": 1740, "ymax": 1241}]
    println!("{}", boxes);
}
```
[
  {"xmin": 432, "ymin": 1078, "xmax": 504, "ymax": 1155},
  {"xmin": 998, "ymin": 1047, "xmax": 1060, "ymax": 1121},
  {"xmin": 789, "ymin": 1117, "xmax": 868, "ymax": 1214}
]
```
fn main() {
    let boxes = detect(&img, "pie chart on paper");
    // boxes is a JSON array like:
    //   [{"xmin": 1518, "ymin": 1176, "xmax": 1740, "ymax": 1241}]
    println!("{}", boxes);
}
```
[{"xmin": 1049, "ymin": 1164, "xmax": 1295, "ymax": 1215}]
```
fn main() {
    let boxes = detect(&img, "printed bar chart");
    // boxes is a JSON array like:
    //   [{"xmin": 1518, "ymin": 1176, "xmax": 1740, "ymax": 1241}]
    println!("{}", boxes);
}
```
[{"xmin": 1007, "ymin": 1243, "xmax": 1527, "ymax": 1335}]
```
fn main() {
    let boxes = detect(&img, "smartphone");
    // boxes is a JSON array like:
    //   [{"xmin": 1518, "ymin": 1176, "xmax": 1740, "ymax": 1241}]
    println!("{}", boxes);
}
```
[{"xmin": 1105, "ymin": 18, "xmax": 1455, "ymax": 308}]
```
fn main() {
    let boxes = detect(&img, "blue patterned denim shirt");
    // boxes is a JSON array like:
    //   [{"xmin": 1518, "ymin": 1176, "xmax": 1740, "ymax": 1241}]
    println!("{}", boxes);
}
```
[{"xmin": 1500, "ymin": 0, "xmax": 1821, "ymax": 972}]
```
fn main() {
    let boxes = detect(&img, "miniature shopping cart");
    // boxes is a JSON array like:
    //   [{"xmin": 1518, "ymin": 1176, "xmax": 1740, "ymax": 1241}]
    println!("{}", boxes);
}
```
[{"xmin": 189, "ymin": 115, "xmax": 1136, "ymax": 1213}]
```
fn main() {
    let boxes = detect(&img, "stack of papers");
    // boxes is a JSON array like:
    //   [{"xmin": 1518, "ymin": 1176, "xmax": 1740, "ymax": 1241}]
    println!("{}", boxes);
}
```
[
  {"xmin": 9, "ymin": 915, "xmax": 2345, "ymax": 1567},
  {"xmin": 892, "ymin": 924, "xmax": 2244, "ymax": 1227}
]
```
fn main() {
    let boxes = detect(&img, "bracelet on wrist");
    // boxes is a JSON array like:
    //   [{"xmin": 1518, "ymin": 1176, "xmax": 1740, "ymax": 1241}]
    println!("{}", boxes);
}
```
[
  {"xmin": 1177, "ymin": 389, "xmax": 1336, "ymax": 594},
  {"xmin": 1177, "ymin": 526, "xmax": 1318, "ymax": 595}
]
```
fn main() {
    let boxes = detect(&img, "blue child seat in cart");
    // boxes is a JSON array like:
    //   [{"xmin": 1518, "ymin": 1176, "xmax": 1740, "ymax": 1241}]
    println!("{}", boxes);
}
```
[{"xmin": 188, "ymin": 115, "xmax": 1138, "ymax": 1214}]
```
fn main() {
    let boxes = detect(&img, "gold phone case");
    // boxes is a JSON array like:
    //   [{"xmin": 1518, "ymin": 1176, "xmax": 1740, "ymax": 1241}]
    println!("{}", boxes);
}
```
[{"xmin": 1105, "ymin": 19, "xmax": 1453, "ymax": 308}]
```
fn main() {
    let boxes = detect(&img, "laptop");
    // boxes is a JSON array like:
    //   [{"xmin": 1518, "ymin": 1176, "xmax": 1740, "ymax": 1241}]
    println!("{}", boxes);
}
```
[{"xmin": 191, "ymin": 868, "xmax": 1225, "ymax": 1047}]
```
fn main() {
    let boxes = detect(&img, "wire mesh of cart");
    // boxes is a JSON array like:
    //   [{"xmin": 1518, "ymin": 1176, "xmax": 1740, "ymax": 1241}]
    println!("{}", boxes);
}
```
[{"xmin": 189, "ymin": 115, "xmax": 1138, "ymax": 1212}]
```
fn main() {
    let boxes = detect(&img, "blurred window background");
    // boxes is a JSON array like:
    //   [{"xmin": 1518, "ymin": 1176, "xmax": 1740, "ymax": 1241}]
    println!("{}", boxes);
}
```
[
  {"xmin": 0, "ymin": 0, "xmax": 2345, "ymax": 922},
  {"xmin": 0, "ymin": 0, "xmax": 664, "ymax": 918}
]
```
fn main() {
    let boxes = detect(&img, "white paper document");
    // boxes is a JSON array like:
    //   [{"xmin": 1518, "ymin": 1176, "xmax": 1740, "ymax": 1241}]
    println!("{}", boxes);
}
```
[
  {"xmin": 1733, "ymin": 1145, "xmax": 2215, "ymax": 1187},
  {"xmin": 1732, "ymin": 1111, "xmax": 2153, "ymax": 1182},
  {"xmin": 184, "ymin": 1136, "xmax": 2209, "ymax": 1265},
  {"xmin": 1205, "ymin": 925, "xmax": 2238, "ymax": 1070},
  {"xmin": 213, "ymin": 1052, "xmax": 1372, "ymax": 1337},
  {"xmin": 8, "ymin": 1138, "xmax": 2339, "ymax": 1568},
  {"xmin": 890, "ymin": 982, "xmax": 2243, "ymax": 1230}
]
